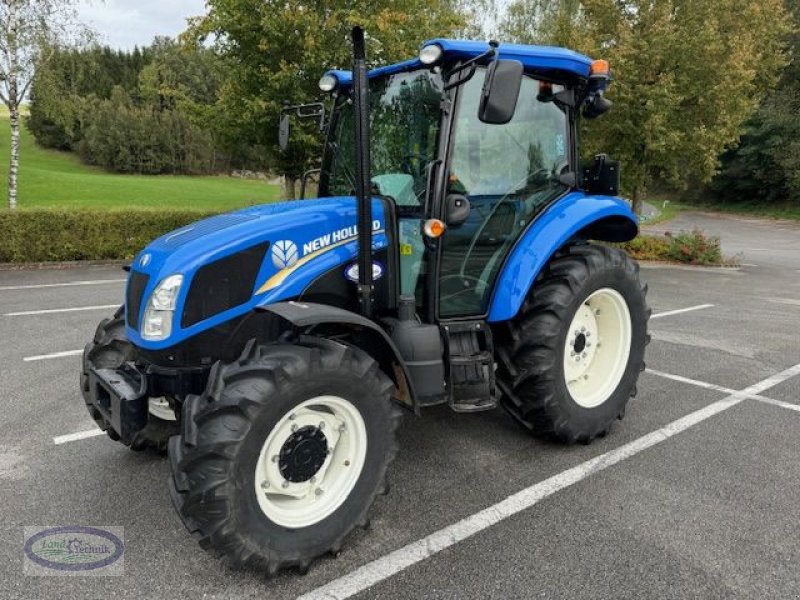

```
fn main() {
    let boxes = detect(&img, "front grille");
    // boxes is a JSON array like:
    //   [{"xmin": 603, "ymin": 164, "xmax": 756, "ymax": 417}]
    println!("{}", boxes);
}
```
[
  {"xmin": 182, "ymin": 243, "xmax": 269, "ymax": 328},
  {"xmin": 126, "ymin": 271, "xmax": 150, "ymax": 331}
]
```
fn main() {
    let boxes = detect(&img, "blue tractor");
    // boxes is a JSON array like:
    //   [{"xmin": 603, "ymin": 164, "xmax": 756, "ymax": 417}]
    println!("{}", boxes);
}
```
[{"xmin": 81, "ymin": 28, "xmax": 649, "ymax": 573}]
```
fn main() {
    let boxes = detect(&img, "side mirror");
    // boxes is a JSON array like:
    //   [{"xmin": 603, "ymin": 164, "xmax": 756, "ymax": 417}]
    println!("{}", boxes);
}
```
[
  {"xmin": 445, "ymin": 194, "xmax": 470, "ymax": 227},
  {"xmin": 478, "ymin": 59, "xmax": 523, "ymax": 125},
  {"xmin": 583, "ymin": 94, "xmax": 613, "ymax": 119},
  {"xmin": 279, "ymin": 113, "xmax": 290, "ymax": 151}
]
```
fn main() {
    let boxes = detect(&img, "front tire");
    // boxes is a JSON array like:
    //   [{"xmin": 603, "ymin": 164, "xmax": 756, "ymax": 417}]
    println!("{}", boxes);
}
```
[
  {"xmin": 168, "ymin": 336, "xmax": 400, "ymax": 574},
  {"xmin": 495, "ymin": 244, "xmax": 650, "ymax": 443}
]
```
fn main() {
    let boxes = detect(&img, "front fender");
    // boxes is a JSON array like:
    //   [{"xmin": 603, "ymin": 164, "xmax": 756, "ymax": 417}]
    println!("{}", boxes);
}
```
[{"xmin": 487, "ymin": 192, "xmax": 638, "ymax": 322}]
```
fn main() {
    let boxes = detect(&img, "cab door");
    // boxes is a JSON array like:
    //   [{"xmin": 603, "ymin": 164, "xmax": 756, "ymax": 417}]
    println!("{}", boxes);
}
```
[{"xmin": 438, "ymin": 72, "xmax": 572, "ymax": 318}]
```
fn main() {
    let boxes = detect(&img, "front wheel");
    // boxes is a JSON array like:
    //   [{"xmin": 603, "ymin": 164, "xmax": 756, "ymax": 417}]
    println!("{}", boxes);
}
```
[
  {"xmin": 495, "ymin": 244, "xmax": 650, "ymax": 443},
  {"xmin": 168, "ymin": 336, "xmax": 401, "ymax": 574}
]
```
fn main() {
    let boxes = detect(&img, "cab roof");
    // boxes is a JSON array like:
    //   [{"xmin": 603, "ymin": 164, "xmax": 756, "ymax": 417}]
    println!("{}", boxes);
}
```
[{"xmin": 325, "ymin": 39, "xmax": 594, "ymax": 88}]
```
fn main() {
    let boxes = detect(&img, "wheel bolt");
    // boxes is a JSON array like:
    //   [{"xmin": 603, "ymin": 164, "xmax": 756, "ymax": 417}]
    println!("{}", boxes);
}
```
[
  {"xmin": 582, "ymin": 352, "xmax": 587, "ymax": 358},
  {"xmin": 344, "ymin": 460, "xmax": 351, "ymax": 467},
  {"xmin": 586, "ymin": 332, "xmax": 591, "ymax": 337},
  {"xmin": 289, "ymin": 413, "xmax": 296, "ymax": 420},
  {"xmin": 318, "ymin": 422, "xmax": 325, "ymax": 430},
  {"xmin": 596, "ymin": 309, "xmax": 601, "ymax": 315},
  {"xmin": 584, "ymin": 374, "xmax": 589, "ymax": 380},
  {"xmin": 291, "ymin": 424, "xmax": 298, "ymax": 432},
  {"xmin": 271, "ymin": 455, "xmax": 279, "ymax": 463},
  {"xmin": 310, "ymin": 476, "xmax": 316, "ymax": 484},
  {"xmin": 586, "ymin": 342, "xmax": 592, "ymax": 348},
  {"xmin": 282, "ymin": 481, "xmax": 289, "ymax": 489},
  {"xmin": 575, "ymin": 357, "xmax": 580, "ymax": 362},
  {"xmin": 581, "ymin": 326, "xmax": 586, "ymax": 333},
  {"xmin": 261, "ymin": 480, "xmax": 269, "ymax": 490},
  {"xmin": 570, "ymin": 351, "xmax": 576, "ymax": 357},
  {"xmin": 339, "ymin": 424, "xmax": 346, "ymax": 433},
  {"xmin": 574, "ymin": 330, "xmax": 580, "ymax": 337},
  {"xmin": 315, "ymin": 488, "xmax": 324, "ymax": 496}
]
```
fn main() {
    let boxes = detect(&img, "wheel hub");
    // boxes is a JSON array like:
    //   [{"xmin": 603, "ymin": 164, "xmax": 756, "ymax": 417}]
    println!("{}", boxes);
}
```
[
  {"xmin": 279, "ymin": 426, "xmax": 328, "ymax": 483},
  {"xmin": 573, "ymin": 333, "xmax": 587, "ymax": 354}
]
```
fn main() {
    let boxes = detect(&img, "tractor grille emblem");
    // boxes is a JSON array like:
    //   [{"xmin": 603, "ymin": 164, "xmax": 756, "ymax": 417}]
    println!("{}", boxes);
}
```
[{"xmin": 271, "ymin": 240, "xmax": 299, "ymax": 270}]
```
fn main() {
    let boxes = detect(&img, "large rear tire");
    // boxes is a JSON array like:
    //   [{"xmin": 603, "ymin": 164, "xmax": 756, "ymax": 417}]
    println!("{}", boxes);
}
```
[
  {"xmin": 495, "ymin": 244, "xmax": 650, "ymax": 444},
  {"xmin": 168, "ymin": 336, "xmax": 401, "ymax": 574},
  {"xmin": 81, "ymin": 307, "xmax": 178, "ymax": 452}
]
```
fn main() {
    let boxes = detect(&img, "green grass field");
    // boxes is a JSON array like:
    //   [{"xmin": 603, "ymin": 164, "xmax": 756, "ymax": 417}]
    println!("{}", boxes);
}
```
[{"xmin": 0, "ymin": 115, "xmax": 282, "ymax": 211}]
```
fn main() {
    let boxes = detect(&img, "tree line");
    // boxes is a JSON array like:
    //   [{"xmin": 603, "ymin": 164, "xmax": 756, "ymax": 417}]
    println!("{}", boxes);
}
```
[
  {"xmin": 5, "ymin": 0, "xmax": 800, "ymax": 210},
  {"xmin": 27, "ymin": 39, "xmax": 253, "ymax": 175}
]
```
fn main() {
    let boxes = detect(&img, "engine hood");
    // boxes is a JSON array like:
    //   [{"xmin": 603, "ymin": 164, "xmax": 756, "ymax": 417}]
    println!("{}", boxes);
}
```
[{"xmin": 127, "ymin": 197, "xmax": 389, "ymax": 350}]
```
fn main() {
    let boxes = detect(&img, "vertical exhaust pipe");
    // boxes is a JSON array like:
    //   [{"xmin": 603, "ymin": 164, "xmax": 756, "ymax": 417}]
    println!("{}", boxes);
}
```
[{"xmin": 352, "ymin": 26, "xmax": 373, "ymax": 319}]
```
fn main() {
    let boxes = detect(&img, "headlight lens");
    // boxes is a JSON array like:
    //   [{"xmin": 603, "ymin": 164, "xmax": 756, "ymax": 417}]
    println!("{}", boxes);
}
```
[
  {"xmin": 319, "ymin": 74, "xmax": 338, "ymax": 92},
  {"xmin": 142, "ymin": 274, "xmax": 183, "ymax": 341},
  {"xmin": 419, "ymin": 44, "xmax": 443, "ymax": 66}
]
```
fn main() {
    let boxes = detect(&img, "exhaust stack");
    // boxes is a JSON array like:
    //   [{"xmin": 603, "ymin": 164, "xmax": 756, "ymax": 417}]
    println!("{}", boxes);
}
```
[{"xmin": 351, "ymin": 26, "xmax": 374, "ymax": 318}]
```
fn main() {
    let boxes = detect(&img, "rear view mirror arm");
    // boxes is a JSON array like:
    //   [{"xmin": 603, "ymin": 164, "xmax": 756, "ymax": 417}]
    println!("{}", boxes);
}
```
[{"xmin": 443, "ymin": 41, "xmax": 499, "ymax": 91}]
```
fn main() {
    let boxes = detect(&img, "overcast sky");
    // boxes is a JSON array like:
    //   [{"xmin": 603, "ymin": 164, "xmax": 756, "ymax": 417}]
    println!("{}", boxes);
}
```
[{"xmin": 77, "ymin": 0, "xmax": 207, "ymax": 50}]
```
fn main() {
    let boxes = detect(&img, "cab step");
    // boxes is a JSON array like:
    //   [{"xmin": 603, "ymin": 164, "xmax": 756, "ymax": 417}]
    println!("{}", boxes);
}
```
[{"xmin": 442, "ymin": 321, "xmax": 497, "ymax": 413}]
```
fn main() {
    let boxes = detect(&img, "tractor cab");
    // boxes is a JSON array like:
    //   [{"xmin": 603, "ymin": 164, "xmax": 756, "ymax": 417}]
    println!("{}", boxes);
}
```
[{"xmin": 280, "ymin": 37, "xmax": 622, "ymax": 409}]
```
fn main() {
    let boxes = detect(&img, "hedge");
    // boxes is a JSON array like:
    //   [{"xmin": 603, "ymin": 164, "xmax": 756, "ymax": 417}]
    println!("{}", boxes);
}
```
[
  {"xmin": 0, "ymin": 209, "xmax": 218, "ymax": 263},
  {"xmin": 0, "ymin": 209, "xmax": 729, "ymax": 267}
]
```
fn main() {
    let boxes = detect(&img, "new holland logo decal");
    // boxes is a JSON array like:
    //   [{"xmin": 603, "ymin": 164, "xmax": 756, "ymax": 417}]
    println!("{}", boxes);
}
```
[
  {"xmin": 271, "ymin": 240, "xmax": 299, "ymax": 269},
  {"xmin": 257, "ymin": 222, "xmax": 384, "ymax": 296}
]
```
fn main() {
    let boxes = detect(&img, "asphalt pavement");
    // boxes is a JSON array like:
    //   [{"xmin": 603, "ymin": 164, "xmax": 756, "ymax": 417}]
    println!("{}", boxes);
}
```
[{"xmin": 0, "ymin": 211, "xmax": 798, "ymax": 599}]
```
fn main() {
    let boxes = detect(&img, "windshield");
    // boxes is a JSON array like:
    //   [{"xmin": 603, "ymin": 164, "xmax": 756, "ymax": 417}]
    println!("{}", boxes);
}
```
[{"xmin": 327, "ymin": 70, "xmax": 444, "ymax": 209}]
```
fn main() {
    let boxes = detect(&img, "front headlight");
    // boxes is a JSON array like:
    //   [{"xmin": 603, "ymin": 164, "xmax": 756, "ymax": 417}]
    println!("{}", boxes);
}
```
[{"xmin": 142, "ymin": 274, "xmax": 183, "ymax": 341}]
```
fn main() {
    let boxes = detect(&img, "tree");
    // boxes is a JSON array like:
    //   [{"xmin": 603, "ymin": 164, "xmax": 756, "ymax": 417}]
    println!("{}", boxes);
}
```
[
  {"xmin": 190, "ymin": 0, "xmax": 466, "ymax": 198},
  {"xmin": 0, "ymin": 0, "xmax": 85, "ymax": 209},
  {"xmin": 501, "ymin": 0, "xmax": 791, "ymax": 214},
  {"xmin": 711, "ymin": 0, "xmax": 800, "ymax": 206}
]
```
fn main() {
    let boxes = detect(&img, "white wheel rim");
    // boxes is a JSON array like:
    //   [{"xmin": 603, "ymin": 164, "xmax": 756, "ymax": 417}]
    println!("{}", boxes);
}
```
[
  {"xmin": 253, "ymin": 395, "xmax": 367, "ymax": 529},
  {"xmin": 148, "ymin": 397, "xmax": 176, "ymax": 421},
  {"xmin": 563, "ymin": 288, "xmax": 632, "ymax": 409}
]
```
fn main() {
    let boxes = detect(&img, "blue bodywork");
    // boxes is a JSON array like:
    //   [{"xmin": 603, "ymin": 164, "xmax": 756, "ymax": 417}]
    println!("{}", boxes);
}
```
[
  {"xmin": 127, "ymin": 197, "xmax": 389, "ymax": 351},
  {"xmin": 325, "ymin": 39, "xmax": 594, "ymax": 88},
  {"xmin": 487, "ymin": 192, "xmax": 636, "ymax": 322}
]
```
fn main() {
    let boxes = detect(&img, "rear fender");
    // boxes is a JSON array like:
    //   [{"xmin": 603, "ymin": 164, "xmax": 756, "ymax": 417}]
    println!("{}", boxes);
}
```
[{"xmin": 487, "ymin": 192, "xmax": 638, "ymax": 322}]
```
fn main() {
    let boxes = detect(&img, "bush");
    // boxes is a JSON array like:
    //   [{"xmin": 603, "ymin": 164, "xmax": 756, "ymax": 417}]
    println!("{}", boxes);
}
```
[
  {"xmin": 0, "ymin": 209, "xmax": 217, "ymax": 263},
  {"xmin": 663, "ymin": 229, "xmax": 723, "ymax": 265},
  {"xmin": 619, "ymin": 229, "xmax": 724, "ymax": 266}
]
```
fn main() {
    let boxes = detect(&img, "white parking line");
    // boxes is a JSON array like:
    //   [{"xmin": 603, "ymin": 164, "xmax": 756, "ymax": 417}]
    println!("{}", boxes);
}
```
[
  {"xmin": 0, "ymin": 279, "xmax": 125, "ymax": 291},
  {"xmin": 24, "ymin": 349, "xmax": 83, "ymax": 362},
  {"xmin": 651, "ymin": 304, "xmax": 714, "ymax": 320},
  {"xmin": 645, "ymin": 368, "xmax": 736, "ymax": 394},
  {"xmin": 753, "ymin": 396, "xmax": 800, "ymax": 414},
  {"xmin": 5, "ymin": 304, "xmax": 118, "ymax": 317},
  {"xmin": 299, "ymin": 362, "xmax": 800, "ymax": 600},
  {"xmin": 53, "ymin": 428, "xmax": 104, "ymax": 445}
]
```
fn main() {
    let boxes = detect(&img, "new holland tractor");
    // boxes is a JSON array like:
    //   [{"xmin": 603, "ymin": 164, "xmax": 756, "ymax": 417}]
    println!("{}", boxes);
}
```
[{"xmin": 81, "ymin": 28, "xmax": 649, "ymax": 573}]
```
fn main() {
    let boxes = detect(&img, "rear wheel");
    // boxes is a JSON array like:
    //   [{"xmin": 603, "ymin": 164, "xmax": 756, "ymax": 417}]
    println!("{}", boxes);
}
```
[
  {"xmin": 168, "ymin": 336, "xmax": 400, "ymax": 574},
  {"xmin": 81, "ymin": 307, "xmax": 178, "ymax": 452},
  {"xmin": 495, "ymin": 244, "xmax": 650, "ymax": 443}
]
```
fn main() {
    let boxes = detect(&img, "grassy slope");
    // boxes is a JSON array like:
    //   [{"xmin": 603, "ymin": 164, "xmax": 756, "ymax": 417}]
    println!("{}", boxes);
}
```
[{"xmin": 0, "ymin": 116, "xmax": 282, "ymax": 211}]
